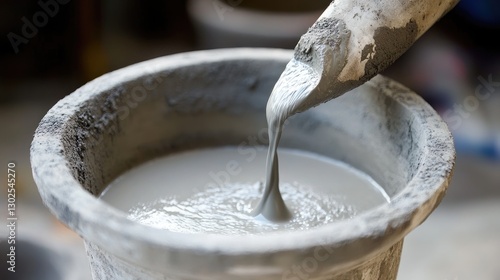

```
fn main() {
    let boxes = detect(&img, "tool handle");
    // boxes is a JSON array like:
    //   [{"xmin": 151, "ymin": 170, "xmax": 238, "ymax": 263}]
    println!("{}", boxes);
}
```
[{"xmin": 316, "ymin": 0, "xmax": 459, "ymax": 82}]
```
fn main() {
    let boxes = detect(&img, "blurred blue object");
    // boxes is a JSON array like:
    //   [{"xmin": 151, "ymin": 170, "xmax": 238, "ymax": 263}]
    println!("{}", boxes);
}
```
[
  {"xmin": 457, "ymin": 0, "xmax": 500, "ymax": 26},
  {"xmin": 454, "ymin": 134, "xmax": 500, "ymax": 161}
]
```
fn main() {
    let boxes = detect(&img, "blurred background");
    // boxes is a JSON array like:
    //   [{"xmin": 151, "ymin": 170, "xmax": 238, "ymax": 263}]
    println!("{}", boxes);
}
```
[{"xmin": 1, "ymin": 0, "xmax": 499, "ymax": 279}]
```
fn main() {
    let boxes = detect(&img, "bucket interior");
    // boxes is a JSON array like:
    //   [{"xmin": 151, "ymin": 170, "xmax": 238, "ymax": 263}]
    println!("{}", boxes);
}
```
[{"xmin": 60, "ymin": 57, "xmax": 423, "ymax": 202}]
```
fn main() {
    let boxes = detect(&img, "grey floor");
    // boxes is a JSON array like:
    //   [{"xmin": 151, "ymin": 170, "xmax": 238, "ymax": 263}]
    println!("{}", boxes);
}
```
[
  {"xmin": 1, "ymin": 99, "xmax": 499, "ymax": 279},
  {"xmin": 399, "ymin": 155, "xmax": 500, "ymax": 280}
]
